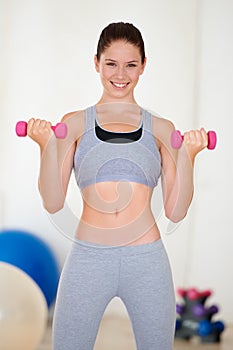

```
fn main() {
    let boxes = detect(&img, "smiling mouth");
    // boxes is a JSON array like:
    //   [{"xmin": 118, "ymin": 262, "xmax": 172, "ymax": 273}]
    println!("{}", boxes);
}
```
[{"xmin": 111, "ymin": 82, "xmax": 129, "ymax": 88}]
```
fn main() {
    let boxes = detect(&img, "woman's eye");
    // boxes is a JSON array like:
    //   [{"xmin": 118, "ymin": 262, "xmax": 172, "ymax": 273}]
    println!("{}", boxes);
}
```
[
  {"xmin": 127, "ymin": 64, "xmax": 137, "ymax": 68},
  {"xmin": 106, "ymin": 62, "xmax": 116, "ymax": 67}
]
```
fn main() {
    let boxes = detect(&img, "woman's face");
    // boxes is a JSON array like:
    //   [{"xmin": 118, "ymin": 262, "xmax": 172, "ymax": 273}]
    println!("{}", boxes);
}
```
[{"xmin": 95, "ymin": 40, "xmax": 146, "ymax": 103}]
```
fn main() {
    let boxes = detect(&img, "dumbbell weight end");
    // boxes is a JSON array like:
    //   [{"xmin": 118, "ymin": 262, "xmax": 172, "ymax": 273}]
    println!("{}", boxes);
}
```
[
  {"xmin": 171, "ymin": 130, "xmax": 217, "ymax": 150},
  {"xmin": 15, "ymin": 121, "xmax": 67, "ymax": 139}
]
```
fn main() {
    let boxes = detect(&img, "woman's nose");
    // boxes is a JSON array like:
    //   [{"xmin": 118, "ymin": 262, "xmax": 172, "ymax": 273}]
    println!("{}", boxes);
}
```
[{"xmin": 116, "ymin": 65, "xmax": 125, "ymax": 79}]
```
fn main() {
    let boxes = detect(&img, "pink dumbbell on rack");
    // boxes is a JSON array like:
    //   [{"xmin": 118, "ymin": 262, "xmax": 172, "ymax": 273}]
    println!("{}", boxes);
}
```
[
  {"xmin": 171, "ymin": 130, "xmax": 217, "ymax": 150},
  {"xmin": 15, "ymin": 121, "xmax": 67, "ymax": 139}
]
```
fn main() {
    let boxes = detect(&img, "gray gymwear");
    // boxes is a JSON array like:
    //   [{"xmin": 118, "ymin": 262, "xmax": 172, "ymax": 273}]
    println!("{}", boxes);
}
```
[
  {"xmin": 52, "ymin": 239, "xmax": 175, "ymax": 349},
  {"xmin": 73, "ymin": 105, "xmax": 161, "ymax": 190},
  {"xmin": 52, "ymin": 106, "xmax": 176, "ymax": 349}
]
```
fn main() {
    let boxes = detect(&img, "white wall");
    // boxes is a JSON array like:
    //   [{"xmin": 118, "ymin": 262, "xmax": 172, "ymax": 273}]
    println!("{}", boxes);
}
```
[
  {"xmin": 1, "ymin": 0, "xmax": 233, "ymax": 322},
  {"xmin": 184, "ymin": 0, "xmax": 233, "ymax": 323}
]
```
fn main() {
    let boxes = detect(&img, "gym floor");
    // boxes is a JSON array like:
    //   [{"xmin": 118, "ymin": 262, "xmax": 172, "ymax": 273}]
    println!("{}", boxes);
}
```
[{"xmin": 38, "ymin": 315, "xmax": 232, "ymax": 350}]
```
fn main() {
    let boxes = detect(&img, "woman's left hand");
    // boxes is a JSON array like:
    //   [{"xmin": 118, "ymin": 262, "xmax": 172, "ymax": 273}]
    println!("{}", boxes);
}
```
[{"xmin": 182, "ymin": 128, "xmax": 208, "ymax": 159}]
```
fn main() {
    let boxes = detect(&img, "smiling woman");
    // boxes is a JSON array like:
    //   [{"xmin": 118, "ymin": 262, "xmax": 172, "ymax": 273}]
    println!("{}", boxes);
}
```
[
  {"xmin": 25, "ymin": 22, "xmax": 210, "ymax": 350},
  {"xmin": 94, "ymin": 22, "xmax": 146, "ymax": 103},
  {"xmin": 94, "ymin": 40, "xmax": 146, "ymax": 102}
]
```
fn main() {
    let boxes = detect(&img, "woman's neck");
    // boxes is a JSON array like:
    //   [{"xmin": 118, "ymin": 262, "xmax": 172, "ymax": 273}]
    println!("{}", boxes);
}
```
[{"xmin": 97, "ymin": 94, "xmax": 137, "ymax": 106}]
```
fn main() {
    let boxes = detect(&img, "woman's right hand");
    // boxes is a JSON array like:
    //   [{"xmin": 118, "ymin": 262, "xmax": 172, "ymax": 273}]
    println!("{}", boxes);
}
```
[
  {"xmin": 182, "ymin": 128, "xmax": 208, "ymax": 161},
  {"xmin": 27, "ymin": 118, "xmax": 54, "ymax": 148}
]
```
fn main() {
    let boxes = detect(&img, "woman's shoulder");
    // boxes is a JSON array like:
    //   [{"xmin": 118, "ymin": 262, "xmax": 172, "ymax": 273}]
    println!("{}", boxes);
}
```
[
  {"xmin": 61, "ymin": 109, "xmax": 86, "ymax": 141},
  {"xmin": 150, "ymin": 111, "xmax": 176, "ymax": 148},
  {"xmin": 150, "ymin": 111, "xmax": 175, "ymax": 131},
  {"xmin": 61, "ymin": 109, "xmax": 85, "ymax": 122}
]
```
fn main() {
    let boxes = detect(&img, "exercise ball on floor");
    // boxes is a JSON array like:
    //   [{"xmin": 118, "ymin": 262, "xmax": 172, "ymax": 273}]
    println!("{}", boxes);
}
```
[
  {"xmin": 0, "ymin": 262, "xmax": 48, "ymax": 350},
  {"xmin": 0, "ymin": 229, "xmax": 60, "ymax": 307}
]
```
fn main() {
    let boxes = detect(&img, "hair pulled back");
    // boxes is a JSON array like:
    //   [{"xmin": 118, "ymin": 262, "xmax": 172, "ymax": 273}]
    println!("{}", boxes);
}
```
[{"xmin": 96, "ymin": 22, "xmax": 145, "ymax": 63}]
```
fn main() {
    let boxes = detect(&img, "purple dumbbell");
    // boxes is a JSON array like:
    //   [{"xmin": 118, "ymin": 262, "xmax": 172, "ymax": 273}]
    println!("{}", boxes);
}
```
[
  {"xmin": 207, "ymin": 305, "xmax": 219, "ymax": 315},
  {"xmin": 176, "ymin": 303, "xmax": 185, "ymax": 315},
  {"xmin": 193, "ymin": 304, "xmax": 219, "ymax": 317},
  {"xmin": 171, "ymin": 130, "xmax": 217, "ymax": 150},
  {"xmin": 15, "ymin": 121, "xmax": 67, "ymax": 139},
  {"xmin": 192, "ymin": 304, "xmax": 206, "ymax": 317}
]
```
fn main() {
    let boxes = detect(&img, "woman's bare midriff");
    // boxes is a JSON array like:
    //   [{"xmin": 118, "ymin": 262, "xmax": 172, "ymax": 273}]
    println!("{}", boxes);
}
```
[{"xmin": 76, "ymin": 181, "xmax": 161, "ymax": 246}]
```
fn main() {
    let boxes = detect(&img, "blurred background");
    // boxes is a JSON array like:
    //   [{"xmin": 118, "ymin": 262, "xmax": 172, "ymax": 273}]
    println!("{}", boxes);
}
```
[{"xmin": 1, "ymin": 0, "xmax": 232, "ymax": 327}]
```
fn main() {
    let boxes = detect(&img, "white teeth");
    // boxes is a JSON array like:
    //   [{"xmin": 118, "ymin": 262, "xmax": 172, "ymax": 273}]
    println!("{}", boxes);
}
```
[{"xmin": 112, "ymin": 82, "xmax": 127, "ymax": 88}]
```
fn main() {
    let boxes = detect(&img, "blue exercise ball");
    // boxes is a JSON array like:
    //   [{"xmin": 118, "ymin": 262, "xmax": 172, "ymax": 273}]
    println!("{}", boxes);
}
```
[{"xmin": 0, "ymin": 229, "xmax": 60, "ymax": 308}]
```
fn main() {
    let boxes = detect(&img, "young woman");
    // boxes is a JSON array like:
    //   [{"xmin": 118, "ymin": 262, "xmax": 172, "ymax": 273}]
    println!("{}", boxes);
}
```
[{"xmin": 27, "ymin": 22, "xmax": 208, "ymax": 350}]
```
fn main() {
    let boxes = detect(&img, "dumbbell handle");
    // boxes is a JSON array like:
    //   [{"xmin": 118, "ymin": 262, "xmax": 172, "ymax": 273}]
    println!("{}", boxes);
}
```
[
  {"xmin": 171, "ymin": 130, "xmax": 217, "ymax": 150},
  {"xmin": 15, "ymin": 121, "xmax": 67, "ymax": 139}
]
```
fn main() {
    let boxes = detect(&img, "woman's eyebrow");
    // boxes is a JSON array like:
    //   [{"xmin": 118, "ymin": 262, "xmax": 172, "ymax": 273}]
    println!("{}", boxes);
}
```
[
  {"xmin": 104, "ymin": 59, "xmax": 139, "ymax": 63},
  {"xmin": 105, "ymin": 59, "xmax": 117, "ymax": 62}
]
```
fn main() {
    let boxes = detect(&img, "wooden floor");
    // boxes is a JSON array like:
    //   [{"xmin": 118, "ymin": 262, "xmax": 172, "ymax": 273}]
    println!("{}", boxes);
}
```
[{"xmin": 38, "ymin": 315, "xmax": 232, "ymax": 350}]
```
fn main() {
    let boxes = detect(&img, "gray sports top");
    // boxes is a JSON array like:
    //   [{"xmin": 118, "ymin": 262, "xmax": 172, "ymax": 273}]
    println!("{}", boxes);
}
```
[{"xmin": 73, "ymin": 105, "xmax": 161, "ymax": 190}]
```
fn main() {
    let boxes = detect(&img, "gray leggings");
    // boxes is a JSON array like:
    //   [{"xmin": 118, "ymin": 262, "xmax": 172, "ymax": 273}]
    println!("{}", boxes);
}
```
[{"xmin": 52, "ymin": 239, "xmax": 175, "ymax": 350}]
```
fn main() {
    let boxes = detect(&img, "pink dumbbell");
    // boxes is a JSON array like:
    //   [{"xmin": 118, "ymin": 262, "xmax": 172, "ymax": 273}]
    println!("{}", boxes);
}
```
[
  {"xmin": 171, "ymin": 130, "xmax": 217, "ymax": 150},
  {"xmin": 15, "ymin": 121, "xmax": 67, "ymax": 139},
  {"xmin": 187, "ymin": 288, "xmax": 212, "ymax": 300}
]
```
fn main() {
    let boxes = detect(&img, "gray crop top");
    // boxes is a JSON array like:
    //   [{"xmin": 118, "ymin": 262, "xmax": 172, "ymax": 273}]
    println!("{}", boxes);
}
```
[{"xmin": 73, "ymin": 105, "xmax": 161, "ymax": 190}]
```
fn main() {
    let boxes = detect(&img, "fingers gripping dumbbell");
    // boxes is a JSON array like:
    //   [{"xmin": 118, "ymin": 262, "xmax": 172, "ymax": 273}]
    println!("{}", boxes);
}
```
[
  {"xmin": 171, "ymin": 130, "xmax": 217, "ymax": 150},
  {"xmin": 15, "ymin": 121, "xmax": 67, "ymax": 139}
]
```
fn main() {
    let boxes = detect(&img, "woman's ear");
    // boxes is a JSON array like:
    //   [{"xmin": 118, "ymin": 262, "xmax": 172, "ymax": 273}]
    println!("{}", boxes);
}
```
[
  {"xmin": 140, "ymin": 57, "xmax": 147, "ymax": 75},
  {"xmin": 94, "ymin": 55, "xmax": 100, "ymax": 73}
]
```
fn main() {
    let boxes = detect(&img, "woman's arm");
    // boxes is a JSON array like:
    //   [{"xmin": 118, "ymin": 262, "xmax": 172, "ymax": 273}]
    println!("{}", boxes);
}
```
[
  {"xmin": 27, "ymin": 111, "xmax": 85, "ymax": 213},
  {"xmin": 154, "ymin": 117, "xmax": 208, "ymax": 223}
]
